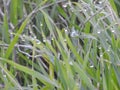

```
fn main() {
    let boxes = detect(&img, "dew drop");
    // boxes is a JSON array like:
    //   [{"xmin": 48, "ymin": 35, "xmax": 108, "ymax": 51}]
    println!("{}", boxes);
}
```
[
  {"xmin": 64, "ymin": 28, "xmax": 68, "ymax": 34},
  {"xmin": 93, "ymin": 1, "xmax": 96, "ymax": 4},
  {"xmin": 28, "ymin": 84, "xmax": 31, "ymax": 87},
  {"xmin": 97, "ymin": 31, "xmax": 101, "ymax": 34},
  {"xmin": 3, "ymin": 75, "xmax": 6, "ymax": 78},
  {"xmin": 22, "ymin": 38, "xmax": 25, "ymax": 42},
  {"xmin": 36, "ymin": 40, "xmax": 41, "ymax": 44},
  {"xmin": 43, "ymin": 39, "xmax": 46, "ymax": 42},
  {"xmin": 98, "ymin": 1, "xmax": 102, "ymax": 4},
  {"xmin": 106, "ymin": 39, "xmax": 108, "ymax": 41},
  {"xmin": 112, "ymin": 30, "xmax": 115, "ymax": 33},
  {"xmin": 97, "ymin": 83, "xmax": 100, "ymax": 88},
  {"xmin": 23, "ymin": 34, "xmax": 25, "ymax": 37},
  {"xmin": 107, "ymin": 45, "xmax": 111, "ymax": 52},
  {"xmin": 64, "ymin": 29, "xmax": 68, "ymax": 32},
  {"xmin": 9, "ymin": 31, "xmax": 13, "ymax": 35},
  {"xmin": 51, "ymin": 37, "xmax": 54, "ymax": 40},
  {"xmin": 98, "ymin": 47, "xmax": 102, "ymax": 50},
  {"xmin": 34, "ymin": 36, "xmax": 37, "ymax": 39},
  {"xmin": 69, "ymin": 61, "xmax": 73, "ymax": 65},
  {"xmin": 107, "ymin": 49, "xmax": 110, "ymax": 52},
  {"xmin": 90, "ymin": 65, "xmax": 94, "ymax": 68},
  {"xmin": 64, "ymin": 39, "xmax": 67, "ymax": 42},
  {"xmin": 63, "ymin": 4, "xmax": 67, "ymax": 8},
  {"xmin": 40, "ymin": 23, "xmax": 43, "ymax": 27},
  {"xmin": 84, "ymin": 9, "xmax": 87, "ymax": 12},
  {"xmin": 100, "ymin": 54, "xmax": 103, "ymax": 57}
]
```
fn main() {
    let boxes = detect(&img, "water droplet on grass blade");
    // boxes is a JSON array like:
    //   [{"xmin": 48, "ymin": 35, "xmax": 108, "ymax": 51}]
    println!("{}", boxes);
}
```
[
  {"xmin": 36, "ymin": 40, "xmax": 41, "ymax": 44},
  {"xmin": 69, "ymin": 61, "xmax": 73, "ymax": 65},
  {"xmin": 51, "ymin": 37, "xmax": 54, "ymax": 40},
  {"xmin": 64, "ymin": 39, "xmax": 67, "ymax": 42},
  {"xmin": 64, "ymin": 29, "xmax": 68, "ymax": 32},
  {"xmin": 90, "ymin": 65, "xmax": 94, "ymax": 68},
  {"xmin": 97, "ymin": 31, "xmax": 101, "ymax": 34},
  {"xmin": 43, "ymin": 39, "xmax": 46, "ymax": 42},
  {"xmin": 107, "ymin": 49, "xmax": 110, "ymax": 52},
  {"xmin": 106, "ymin": 39, "xmax": 108, "ymax": 41},
  {"xmin": 107, "ymin": 45, "xmax": 111, "ymax": 52},
  {"xmin": 98, "ymin": 47, "xmax": 102, "ymax": 50},
  {"xmin": 98, "ymin": 1, "xmax": 102, "ymax": 4},
  {"xmin": 21, "ymin": 38, "xmax": 25, "ymax": 42},
  {"xmin": 34, "ymin": 36, "xmax": 36, "ymax": 39},
  {"xmin": 63, "ymin": 3, "xmax": 68, "ymax": 8},
  {"xmin": 22, "ymin": 34, "xmax": 25, "ymax": 37},
  {"xmin": 84, "ymin": 9, "xmax": 87, "ymax": 12},
  {"xmin": 40, "ymin": 23, "xmax": 43, "ymax": 27},
  {"xmin": 3, "ymin": 75, "xmax": 6, "ymax": 78},
  {"xmin": 100, "ymin": 54, "xmax": 103, "ymax": 57},
  {"xmin": 64, "ymin": 28, "xmax": 68, "ymax": 34},
  {"xmin": 112, "ymin": 30, "xmax": 115, "ymax": 33}
]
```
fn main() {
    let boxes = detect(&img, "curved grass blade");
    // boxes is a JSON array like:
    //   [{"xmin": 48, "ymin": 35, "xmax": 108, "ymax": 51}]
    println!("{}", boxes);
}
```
[
  {"xmin": 0, "ymin": 63, "xmax": 23, "ymax": 90},
  {"xmin": 0, "ymin": 57, "xmax": 59, "ymax": 88}
]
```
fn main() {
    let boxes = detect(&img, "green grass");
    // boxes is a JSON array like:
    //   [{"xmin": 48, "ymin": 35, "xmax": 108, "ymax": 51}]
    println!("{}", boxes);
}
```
[{"xmin": 0, "ymin": 0, "xmax": 120, "ymax": 90}]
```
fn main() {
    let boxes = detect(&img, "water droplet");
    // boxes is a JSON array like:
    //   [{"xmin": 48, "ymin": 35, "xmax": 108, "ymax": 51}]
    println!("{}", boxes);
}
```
[
  {"xmin": 90, "ymin": 11, "xmax": 94, "ymax": 15},
  {"xmin": 69, "ymin": 61, "xmax": 73, "ymax": 65},
  {"xmin": 23, "ymin": 34, "xmax": 25, "ymax": 37},
  {"xmin": 97, "ymin": 83, "xmax": 100, "ymax": 88},
  {"xmin": 22, "ymin": 38, "xmax": 25, "ymax": 42},
  {"xmin": 98, "ymin": 47, "xmax": 102, "ymax": 50},
  {"xmin": 90, "ymin": 65, "xmax": 94, "ymax": 68},
  {"xmin": 112, "ymin": 30, "xmax": 115, "ymax": 33},
  {"xmin": 84, "ymin": 9, "xmax": 87, "ymax": 12},
  {"xmin": 64, "ymin": 39, "xmax": 67, "ymax": 42},
  {"xmin": 3, "ymin": 75, "xmax": 6, "ymax": 78},
  {"xmin": 106, "ymin": 39, "xmax": 108, "ymax": 41},
  {"xmin": 43, "ymin": 39, "xmax": 46, "ymax": 42},
  {"xmin": 28, "ymin": 84, "xmax": 31, "ymax": 87},
  {"xmin": 98, "ymin": 1, "xmax": 102, "ymax": 4},
  {"xmin": 51, "ymin": 37, "xmax": 54, "ymax": 40},
  {"xmin": 64, "ymin": 28, "xmax": 68, "ymax": 34},
  {"xmin": 34, "ymin": 36, "xmax": 36, "ymax": 39},
  {"xmin": 94, "ymin": 1, "xmax": 97, "ymax": 4},
  {"xmin": 64, "ymin": 29, "xmax": 68, "ymax": 32},
  {"xmin": 9, "ymin": 31, "xmax": 13, "ymax": 35},
  {"xmin": 107, "ymin": 49, "xmax": 110, "ymax": 52},
  {"xmin": 40, "ymin": 23, "xmax": 43, "ymax": 27},
  {"xmin": 97, "ymin": 31, "xmax": 101, "ymax": 34},
  {"xmin": 100, "ymin": 54, "xmax": 103, "ymax": 57},
  {"xmin": 36, "ymin": 40, "xmax": 41, "ymax": 44},
  {"xmin": 63, "ymin": 3, "xmax": 67, "ymax": 8},
  {"xmin": 107, "ymin": 45, "xmax": 111, "ymax": 52}
]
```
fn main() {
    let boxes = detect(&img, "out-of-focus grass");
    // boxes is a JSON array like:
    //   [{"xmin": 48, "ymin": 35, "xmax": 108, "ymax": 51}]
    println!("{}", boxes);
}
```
[{"xmin": 0, "ymin": 0, "xmax": 120, "ymax": 90}]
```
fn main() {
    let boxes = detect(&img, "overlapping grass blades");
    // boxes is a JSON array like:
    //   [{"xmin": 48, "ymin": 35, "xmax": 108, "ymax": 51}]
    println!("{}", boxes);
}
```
[{"xmin": 0, "ymin": 0, "xmax": 120, "ymax": 90}]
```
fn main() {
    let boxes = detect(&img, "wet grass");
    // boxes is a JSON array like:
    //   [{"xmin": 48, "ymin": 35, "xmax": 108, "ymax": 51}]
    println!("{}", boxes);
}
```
[{"xmin": 0, "ymin": 0, "xmax": 120, "ymax": 90}]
